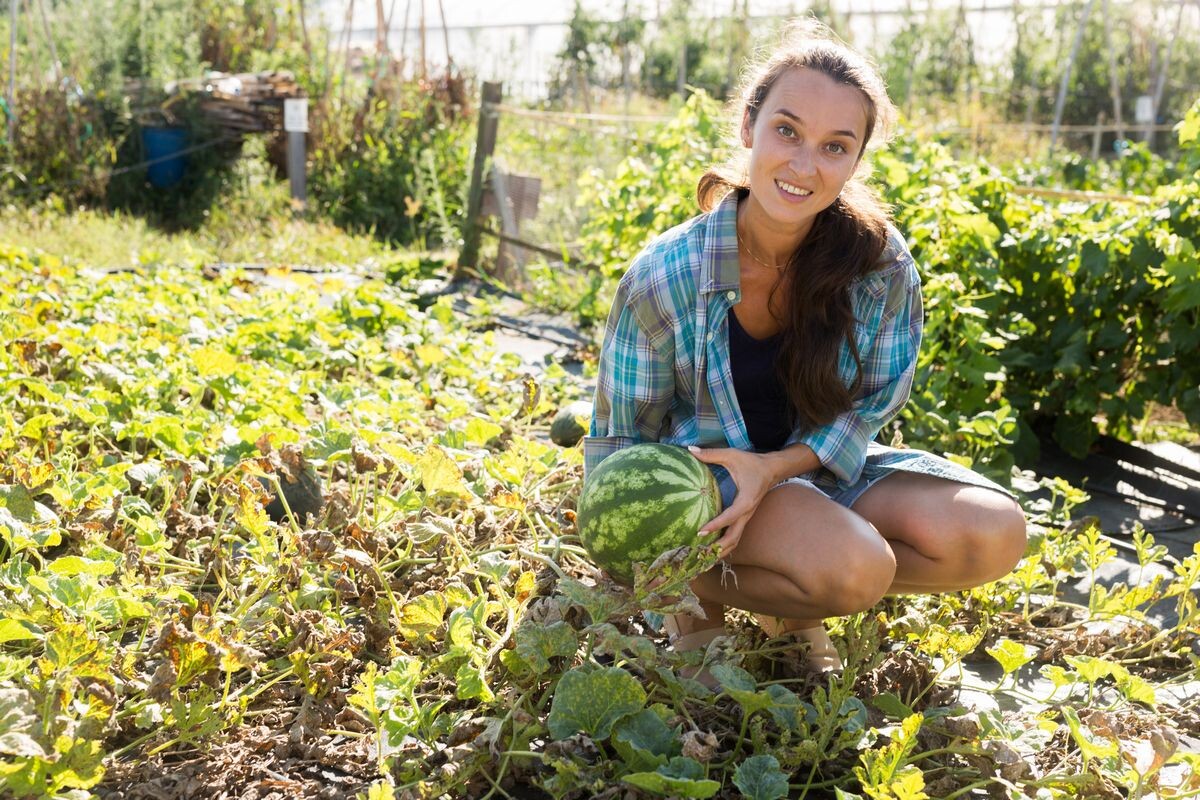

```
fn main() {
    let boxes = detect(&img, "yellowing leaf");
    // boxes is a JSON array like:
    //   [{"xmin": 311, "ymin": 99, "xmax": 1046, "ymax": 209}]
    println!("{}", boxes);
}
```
[
  {"xmin": 491, "ymin": 490, "xmax": 525, "ymax": 512},
  {"xmin": 47, "ymin": 556, "xmax": 117, "ymax": 577},
  {"xmin": 414, "ymin": 344, "xmax": 446, "ymax": 365},
  {"xmin": 235, "ymin": 483, "xmax": 270, "ymax": 537},
  {"xmin": 193, "ymin": 345, "xmax": 239, "ymax": 379},
  {"xmin": 0, "ymin": 619, "xmax": 42, "ymax": 643},
  {"xmin": 513, "ymin": 570, "xmax": 537, "ymax": 602},
  {"xmin": 417, "ymin": 446, "xmax": 473, "ymax": 499},
  {"xmin": 464, "ymin": 417, "xmax": 503, "ymax": 445}
]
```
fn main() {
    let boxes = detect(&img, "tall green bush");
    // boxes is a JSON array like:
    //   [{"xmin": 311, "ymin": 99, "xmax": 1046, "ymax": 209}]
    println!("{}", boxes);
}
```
[{"xmin": 308, "ymin": 79, "xmax": 472, "ymax": 249}]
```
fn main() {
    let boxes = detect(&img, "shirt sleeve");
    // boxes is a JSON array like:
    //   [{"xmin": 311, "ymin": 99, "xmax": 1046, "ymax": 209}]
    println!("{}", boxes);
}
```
[
  {"xmin": 787, "ymin": 260, "xmax": 924, "ymax": 485},
  {"xmin": 583, "ymin": 271, "xmax": 676, "ymax": 478}
]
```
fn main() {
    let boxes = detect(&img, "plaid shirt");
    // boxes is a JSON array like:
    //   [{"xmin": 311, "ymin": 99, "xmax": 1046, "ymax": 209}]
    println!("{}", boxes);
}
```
[{"xmin": 585, "ymin": 189, "xmax": 923, "ymax": 488}]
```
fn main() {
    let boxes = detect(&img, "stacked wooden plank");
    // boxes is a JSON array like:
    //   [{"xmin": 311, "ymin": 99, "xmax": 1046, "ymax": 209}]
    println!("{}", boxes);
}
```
[{"xmin": 163, "ymin": 71, "xmax": 303, "ymax": 136}]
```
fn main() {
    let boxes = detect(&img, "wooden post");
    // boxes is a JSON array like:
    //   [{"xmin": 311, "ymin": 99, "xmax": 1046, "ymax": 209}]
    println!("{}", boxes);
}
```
[
  {"xmin": 284, "ymin": 98, "xmax": 309, "ymax": 207},
  {"xmin": 1092, "ymin": 113, "xmax": 1104, "ymax": 159},
  {"xmin": 6, "ymin": 0, "xmax": 16, "ymax": 147},
  {"xmin": 677, "ymin": 39, "xmax": 687, "ymax": 96},
  {"xmin": 457, "ymin": 80, "xmax": 501, "ymax": 275},
  {"xmin": 1050, "ymin": 0, "xmax": 1097, "ymax": 152},
  {"xmin": 1102, "ymin": 0, "xmax": 1125, "ymax": 140},
  {"xmin": 1144, "ymin": 0, "xmax": 1184, "ymax": 147}
]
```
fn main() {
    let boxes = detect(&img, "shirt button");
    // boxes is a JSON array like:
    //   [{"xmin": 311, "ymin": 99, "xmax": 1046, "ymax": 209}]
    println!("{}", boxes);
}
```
[
  {"xmin": 707, "ymin": 332, "xmax": 714, "ymax": 342},
  {"xmin": 726, "ymin": 291, "xmax": 736, "ymax": 301}
]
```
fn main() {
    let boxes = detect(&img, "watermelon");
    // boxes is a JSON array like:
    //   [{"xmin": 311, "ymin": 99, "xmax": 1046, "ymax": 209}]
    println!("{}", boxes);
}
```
[
  {"xmin": 550, "ymin": 400, "xmax": 593, "ymax": 447},
  {"xmin": 576, "ymin": 443, "xmax": 722, "ymax": 585}
]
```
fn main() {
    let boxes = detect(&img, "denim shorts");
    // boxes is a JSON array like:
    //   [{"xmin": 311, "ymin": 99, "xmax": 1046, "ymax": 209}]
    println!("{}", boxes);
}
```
[{"xmin": 710, "ymin": 442, "xmax": 1017, "ymax": 511}]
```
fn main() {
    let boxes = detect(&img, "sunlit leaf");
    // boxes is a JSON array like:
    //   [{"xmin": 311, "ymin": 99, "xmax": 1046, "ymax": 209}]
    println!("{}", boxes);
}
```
[{"xmin": 416, "ymin": 445, "xmax": 473, "ymax": 499}]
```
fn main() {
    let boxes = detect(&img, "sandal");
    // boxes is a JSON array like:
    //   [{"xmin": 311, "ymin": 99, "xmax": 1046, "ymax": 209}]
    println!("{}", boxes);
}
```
[
  {"xmin": 754, "ymin": 614, "xmax": 843, "ymax": 673},
  {"xmin": 663, "ymin": 613, "xmax": 727, "ymax": 690}
]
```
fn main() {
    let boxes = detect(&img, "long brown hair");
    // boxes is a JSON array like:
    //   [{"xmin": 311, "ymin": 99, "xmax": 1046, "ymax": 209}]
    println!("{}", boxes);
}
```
[{"xmin": 697, "ymin": 21, "xmax": 897, "ymax": 430}]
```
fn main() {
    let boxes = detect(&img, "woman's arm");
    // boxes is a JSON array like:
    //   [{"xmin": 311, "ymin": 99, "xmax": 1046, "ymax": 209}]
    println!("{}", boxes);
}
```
[
  {"xmin": 584, "ymin": 273, "xmax": 676, "ymax": 478},
  {"xmin": 788, "ymin": 262, "xmax": 923, "ymax": 485}
]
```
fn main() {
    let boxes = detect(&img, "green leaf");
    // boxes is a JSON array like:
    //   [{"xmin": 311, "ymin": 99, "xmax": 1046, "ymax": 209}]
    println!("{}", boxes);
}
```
[
  {"xmin": 556, "ymin": 577, "xmax": 630, "ymax": 625},
  {"xmin": 0, "ymin": 484, "xmax": 35, "ymax": 521},
  {"xmin": 612, "ymin": 709, "xmax": 681, "ymax": 771},
  {"xmin": 733, "ymin": 754, "xmax": 790, "ymax": 800},
  {"xmin": 765, "ymin": 684, "xmax": 811, "ymax": 732},
  {"xmin": 622, "ymin": 756, "xmax": 720, "ymax": 798},
  {"xmin": 547, "ymin": 666, "xmax": 646, "ymax": 740},
  {"xmin": 0, "ymin": 687, "xmax": 47, "ymax": 758},
  {"xmin": 1116, "ymin": 672, "xmax": 1157, "ymax": 708},
  {"xmin": 873, "ymin": 692, "xmax": 916, "ymax": 720},
  {"xmin": 455, "ymin": 662, "xmax": 494, "ymax": 702},
  {"xmin": 987, "ymin": 639, "xmax": 1036, "ymax": 675},
  {"xmin": 709, "ymin": 664, "xmax": 772, "ymax": 713},
  {"xmin": 1062, "ymin": 706, "xmax": 1119, "ymax": 761},
  {"xmin": 512, "ymin": 620, "xmax": 578, "ymax": 675},
  {"xmin": 709, "ymin": 664, "xmax": 755, "ymax": 693}
]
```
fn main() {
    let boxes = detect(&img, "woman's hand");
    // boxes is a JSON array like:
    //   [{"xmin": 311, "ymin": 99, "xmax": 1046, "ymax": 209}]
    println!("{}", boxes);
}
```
[{"xmin": 687, "ymin": 445, "xmax": 779, "ymax": 560}]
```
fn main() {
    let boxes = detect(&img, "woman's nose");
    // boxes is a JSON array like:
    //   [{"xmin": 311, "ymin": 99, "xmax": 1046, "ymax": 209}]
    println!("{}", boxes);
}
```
[{"xmin": 789, "ymin": 146, "xmax": 817, "ymax": 178}]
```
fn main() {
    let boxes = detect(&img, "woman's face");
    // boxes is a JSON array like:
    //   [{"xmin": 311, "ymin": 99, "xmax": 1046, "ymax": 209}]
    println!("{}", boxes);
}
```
[{"xmin": 740, "ymin": 67, "xmax": 869, "ymax": 231}]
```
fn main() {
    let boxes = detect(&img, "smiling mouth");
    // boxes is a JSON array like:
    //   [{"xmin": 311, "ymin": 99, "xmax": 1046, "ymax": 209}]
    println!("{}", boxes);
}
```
[{"xmin": 775, "ymin": 180, "xmax": 812, "ymax": 197}]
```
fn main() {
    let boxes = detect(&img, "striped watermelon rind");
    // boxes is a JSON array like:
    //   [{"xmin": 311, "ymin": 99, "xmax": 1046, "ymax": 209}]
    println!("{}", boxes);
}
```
[{"xmin": 577, "ymin": 443, "xmax": 722, "ymax": 585}]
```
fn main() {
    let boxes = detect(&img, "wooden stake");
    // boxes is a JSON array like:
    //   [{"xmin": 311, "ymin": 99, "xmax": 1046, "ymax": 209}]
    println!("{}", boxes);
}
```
[
  {"xmin": 437, "ymin": 0, "xmax": 450, "ymax": 82},
  {"xmin": 1102, "ymin": 0, "xmax": 1125, "ymax": 141},
  {"xmin": 457, "ymin": 81, "xmax": 502, "ymax": 276},
  {"xmin": 1145, "ymin": 0, "xmax": 1185, "ymax": 146},
  {"xmin": 1050, "ymin": 0, "xmax": 1097, "ymax": 152},
  {"xmin": 418, "ymin": 0, "xmax": 426, "ymax": 81},
  {"xmin": 7, "ymin": 0, "xmax": 17, "ymax": 147}
]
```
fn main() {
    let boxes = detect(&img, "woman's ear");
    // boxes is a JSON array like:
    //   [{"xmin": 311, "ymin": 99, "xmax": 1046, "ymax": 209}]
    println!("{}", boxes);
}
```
[{"xmin": 740, "ymin": 109, "xmax": 753, "ymax": 148}]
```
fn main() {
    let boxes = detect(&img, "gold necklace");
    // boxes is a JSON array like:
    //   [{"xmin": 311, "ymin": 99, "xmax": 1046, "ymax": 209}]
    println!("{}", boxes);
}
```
[{"xmin": 736, "ymin": 224, "xmax": 788, "ymax": 270}]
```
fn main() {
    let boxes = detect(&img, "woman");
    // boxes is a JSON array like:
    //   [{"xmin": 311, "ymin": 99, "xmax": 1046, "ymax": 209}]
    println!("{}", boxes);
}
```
[{"xmin": 584, "ymin": 23, "xmax": 1027, "ymax": 677}]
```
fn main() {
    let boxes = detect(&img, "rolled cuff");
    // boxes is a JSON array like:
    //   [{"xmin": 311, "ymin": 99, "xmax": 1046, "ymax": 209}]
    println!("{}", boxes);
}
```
[{"xmin": 582, "ymin": 434, "xmax": 638, "ymax": 479}]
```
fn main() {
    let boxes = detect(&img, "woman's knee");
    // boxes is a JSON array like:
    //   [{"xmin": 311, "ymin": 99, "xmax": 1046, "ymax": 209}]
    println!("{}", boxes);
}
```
[
  {"xmin": 806, "ymin": 525, "xmax": 897, "ymax": 616},
  {"xmin": 972, "ymin": 496, "xmax": 1028, "ymax": 581}
]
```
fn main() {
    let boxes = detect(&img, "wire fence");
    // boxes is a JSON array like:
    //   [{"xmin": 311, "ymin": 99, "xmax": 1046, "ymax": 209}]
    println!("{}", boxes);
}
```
[{"xmin": 458, "ymin": 83, "xmax": 1174, "ymax": 285}]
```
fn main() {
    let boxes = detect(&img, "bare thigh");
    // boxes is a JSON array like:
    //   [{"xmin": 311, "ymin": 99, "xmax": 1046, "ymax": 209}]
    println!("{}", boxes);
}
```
[
  {"xmin": 701, "ymin": 482, "xmax": 897, "ymax": 619},
  {"xmin": 851, "ymin": 471, "xmax": 1028, "ymax": 592}
]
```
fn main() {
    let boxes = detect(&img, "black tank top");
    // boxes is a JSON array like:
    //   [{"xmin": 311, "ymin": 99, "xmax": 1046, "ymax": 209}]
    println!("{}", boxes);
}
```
[{"xmin": 727, "ymin": 308, "xmax": 792, "ymax": 451}]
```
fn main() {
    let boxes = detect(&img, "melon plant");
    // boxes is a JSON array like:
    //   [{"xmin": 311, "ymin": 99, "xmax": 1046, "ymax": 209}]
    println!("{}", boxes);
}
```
[
  {"xmin": 576, "ymin": 443, "xmax": 722, "ymax": 585},
  {"xmin": 550, "ymin": 400, "xmax": 593, "ymax": 447}
]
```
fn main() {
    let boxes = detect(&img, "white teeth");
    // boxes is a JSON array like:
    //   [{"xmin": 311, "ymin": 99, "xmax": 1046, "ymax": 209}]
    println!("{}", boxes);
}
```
[{"xmin": 776, "ymin": 180, "xmax": 812, "ymax": 196}]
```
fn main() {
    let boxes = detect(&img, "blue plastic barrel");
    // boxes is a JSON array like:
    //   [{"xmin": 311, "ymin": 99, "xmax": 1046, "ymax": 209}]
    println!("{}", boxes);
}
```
[{"xmin": 141, "ymin": 126, "xmax": 189, "ymax": 188}]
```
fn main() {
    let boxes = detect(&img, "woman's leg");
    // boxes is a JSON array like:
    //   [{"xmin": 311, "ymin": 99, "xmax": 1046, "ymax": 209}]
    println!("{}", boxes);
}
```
[
  {"xmin": 849, "ymin": 472, "xmax": 1028, "ymax": 594},
  {"xmin": 688, "ymin": 482, "xmax": 898, "ymax": 622}
]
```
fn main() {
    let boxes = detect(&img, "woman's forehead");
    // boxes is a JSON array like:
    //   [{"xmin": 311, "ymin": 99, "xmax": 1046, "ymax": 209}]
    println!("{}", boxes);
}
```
[{"xmin": 757, "ymin": 68, "xmax": 869, "ymax": 137}]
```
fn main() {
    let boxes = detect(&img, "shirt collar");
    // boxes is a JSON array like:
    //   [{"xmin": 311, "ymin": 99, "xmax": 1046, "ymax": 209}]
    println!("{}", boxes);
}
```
[{"xmin": 700, "ymin": 189, "xmax": 742, "ymax": 294}]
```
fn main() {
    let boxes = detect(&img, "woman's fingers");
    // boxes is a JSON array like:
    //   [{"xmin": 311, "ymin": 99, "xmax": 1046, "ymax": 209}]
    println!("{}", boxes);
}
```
[
  {"xmin": 687, "ymin": 445, "xmax": 732, "ymax": 464},
  {"xmin": 700, "ymin": 497, "xmax": 752, "ymax": 533},
  {"xmin": 714, "ymin": 516, "xmax": 748, "ymax": 560}
]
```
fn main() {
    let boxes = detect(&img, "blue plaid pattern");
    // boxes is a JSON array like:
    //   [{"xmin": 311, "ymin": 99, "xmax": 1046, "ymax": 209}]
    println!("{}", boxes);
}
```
[{"xmin": 585, "ymin": 189, "xmax": 924, "ymax": 488}]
